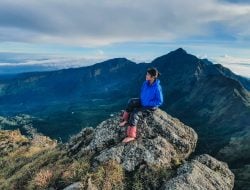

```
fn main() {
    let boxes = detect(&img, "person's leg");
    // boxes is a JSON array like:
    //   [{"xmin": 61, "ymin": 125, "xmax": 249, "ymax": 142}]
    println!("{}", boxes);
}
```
[
  {"xmin": 122, "ymin": 126, "xmax": 137, "ymax": 143},
  {"xmin": 129, "ymin": 108, "xmax": 141, "ymax": 126},
  {"xmin": 122, "ymin": 107, "xmax": 156, "ymax": 143},
  {"xmin": 122, "ymin": 108, "xmax": 142, "ymax": 143},
  {"xmin": 120, "ymin": 98, "xmax": 141, "ymax": 127},
  {"xmin": 119, "ymin": 111, "xmax": 129, "ymax": 127},
  {"xmin": 125, "ymin": 98, "xmax": 141, "ymax": 112}
]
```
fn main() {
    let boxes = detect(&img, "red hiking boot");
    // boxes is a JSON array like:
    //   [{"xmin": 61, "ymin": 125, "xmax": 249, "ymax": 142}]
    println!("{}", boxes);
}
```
[
  {"xmin": 119, "ymin": 111, "xmax": 129, "ymax": 127},
  {"xmin": 122, "ymin": 126, "xmax": 137, "ymax": 143}
]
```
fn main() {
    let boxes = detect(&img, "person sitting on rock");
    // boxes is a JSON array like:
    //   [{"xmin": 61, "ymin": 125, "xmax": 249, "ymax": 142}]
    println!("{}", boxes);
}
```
[{"xmin": 120, "ymin": 67, "xmax": 164, "ymax": 143}]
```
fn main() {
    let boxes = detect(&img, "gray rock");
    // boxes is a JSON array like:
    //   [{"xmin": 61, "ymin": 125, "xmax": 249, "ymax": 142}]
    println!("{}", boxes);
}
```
[
  {"xmin": 64, "ymin": 109, "xmax": 235, "ymax": 189},
  {"xmin": 66, "ymin": 109, "xmax": 197, "ymax": 171},
  {"xmin": 63, "ymin": 182, "xmax": 84, "ymax": 190},
  {"xmin": 161, "ymin": 154, "xmax": 234, "ymax": 190}
]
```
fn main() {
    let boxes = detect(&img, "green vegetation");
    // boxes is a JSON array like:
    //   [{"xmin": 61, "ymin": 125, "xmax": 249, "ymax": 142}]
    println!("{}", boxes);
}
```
[
  {"xmin": 0, "ymin": 129, "xmax": 175, "ymax": 190},
  {"xmin": 125, "ymin": 165, "xmax": 175, "ymax": 190}
]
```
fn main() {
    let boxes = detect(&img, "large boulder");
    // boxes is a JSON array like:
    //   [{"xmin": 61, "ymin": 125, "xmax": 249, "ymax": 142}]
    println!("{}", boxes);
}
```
[
  {"xmin": 66, "ymin": 109, "xmax": 197, "ymax": 171},
  {"xmin": 161, "ymin": 154, "xmax": 234, "ymax": 190}
]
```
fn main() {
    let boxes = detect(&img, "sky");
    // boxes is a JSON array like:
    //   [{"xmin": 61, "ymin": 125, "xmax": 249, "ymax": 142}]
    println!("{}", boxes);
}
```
[{"xmin": 0, "ymin": 0, "xmax": 250, "ymax": 77}]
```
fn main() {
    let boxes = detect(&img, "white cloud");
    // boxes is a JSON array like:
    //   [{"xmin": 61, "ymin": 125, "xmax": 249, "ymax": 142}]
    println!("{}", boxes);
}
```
[
  {"xmin": 0, "ymin": 57, "xmax": 101, "ymax": 67},
  {"xmin": 212, "ymin": 55, "xmax": 250, "ymax": 77},
  {"xmin": 0, "ymin": 55, "xmax": 106, "ymax": 74},
  {"xmin": 0, "ymin": 0, "xmax": 250, "ymax": 46}
]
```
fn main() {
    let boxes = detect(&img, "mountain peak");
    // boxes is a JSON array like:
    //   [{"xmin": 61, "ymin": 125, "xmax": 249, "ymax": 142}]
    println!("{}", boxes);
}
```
[
  {"xmin": 100, "ymin": 57, "xmax": 135, "ymax": 65},
  {"xmin": 94, "ymin": 57, "xmax": 136, "ymax": 69},
  {"xmin": 171, "ymin": 47, "xmax": 187, "ymax": 55},
  {"xmin": 162, "ymin": 48, "xmax": 188, "ymax": 58},
  {"xmin": 151, "ymin": 48, "xmax": 190, "ymax": 65}
]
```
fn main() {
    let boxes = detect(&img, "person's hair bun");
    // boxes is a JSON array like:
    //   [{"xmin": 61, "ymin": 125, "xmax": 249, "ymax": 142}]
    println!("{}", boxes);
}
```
[{"xmin": 147, "ymin": 67, "xmax": 161, "ymax": 78}]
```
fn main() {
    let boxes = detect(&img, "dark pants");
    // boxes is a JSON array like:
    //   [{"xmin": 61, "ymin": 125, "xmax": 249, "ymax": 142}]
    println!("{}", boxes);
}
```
[{"xmin": 125, "ymin": 98, "xmax": 156, "ymax": 126}]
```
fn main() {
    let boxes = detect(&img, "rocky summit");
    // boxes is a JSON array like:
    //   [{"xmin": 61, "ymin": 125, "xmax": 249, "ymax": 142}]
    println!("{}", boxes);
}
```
[
  {"xmin": 66, "ymin": 109, "xmax": 197, "ymax": 171},
  {"xmin": 65, "ymin": 108, "xmax": 234, "ymax": 190}
]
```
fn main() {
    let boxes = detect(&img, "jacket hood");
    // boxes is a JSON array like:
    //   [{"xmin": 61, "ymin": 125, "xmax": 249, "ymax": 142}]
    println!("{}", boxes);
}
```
[{"xmin": 146, "ymin": 79, "xmax": 160, "ymax": 86}]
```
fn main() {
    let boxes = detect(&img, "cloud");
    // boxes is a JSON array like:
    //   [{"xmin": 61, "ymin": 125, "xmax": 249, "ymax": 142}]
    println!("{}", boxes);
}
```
[
  {"xmin": 212, "ymin": 55, "xmax": 250, "ymax": 77},
  {"xmin": 0, "ymin": 0, "xmax": 250, "ymax": 47},
  {"xmin": 0, "ymin": 57, "xmax": 100, "ymax": 67},
  {"xmin": 0, "ymin": 53, "xmax": 106, "ymax": 74},
  {"xmin": 219, "ymin": 0, "xmax": 250, "ymax": 4}
]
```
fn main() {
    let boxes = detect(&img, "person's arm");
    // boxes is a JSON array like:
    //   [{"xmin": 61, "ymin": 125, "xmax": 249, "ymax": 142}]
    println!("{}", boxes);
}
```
[
  {"xmin": 154, "ymin": 85, "xmax": 163, "ymax": 107},
  {"xmin": 146, "ymin": 85, "xmax": 163, "ymax": 107}
]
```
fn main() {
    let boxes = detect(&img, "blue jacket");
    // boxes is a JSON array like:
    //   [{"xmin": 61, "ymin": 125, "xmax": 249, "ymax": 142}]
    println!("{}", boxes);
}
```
[{"xmin": 140, "ymin": 79, "xmax": 163, "ymax": 108}]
